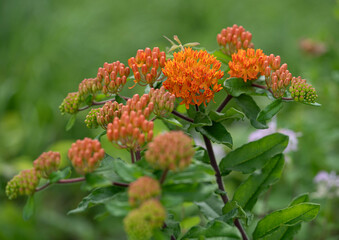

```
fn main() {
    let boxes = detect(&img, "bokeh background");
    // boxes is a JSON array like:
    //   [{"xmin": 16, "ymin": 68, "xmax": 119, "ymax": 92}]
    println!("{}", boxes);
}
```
[{"xmin": 1, "ymin": 0, "xmax": 339, "ymax": 239}]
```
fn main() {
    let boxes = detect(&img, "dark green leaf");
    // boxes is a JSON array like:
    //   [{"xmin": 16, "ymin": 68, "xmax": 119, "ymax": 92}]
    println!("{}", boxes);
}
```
[
  {"xmin": 115, "ymin": 94, "xmax": 126, "ymax": 104},
  {"xmin": 23, "ymin": 196, "xmax": 35, "ymax": 221},
  {"xmin": 223, "ymin": 78, "xmax": 254, "ymax": 97},
  {"xmin": 219, "ymin": 133, "xmax": 288, "ymax": 175},
  {"xmin": 223, "ymin": 154, "xmax": 284, "ymax": 213},
  {"xmin": 212, "ymin": 50, "xmax": 232, "ymax": 64},
  {"xmin": 193, "ymin": 146, "xmax": 209, "ymax": 164},
  {"xmin": 195, "ymin": 194, "xmax": 224, "ymax": 220},
  {"xmin": 85, "ymin": 94, "xmax": 93, "ymax": 105},
  {"xmin": 94, "ymin": 130, "xmax": 106, "ymax": 141},
  {"xmin": 48, "ymin": 166, "xmax": 72, "ymax": 183},
  {"xmin": 235, "ymin": 94, "xmax": 268, "ymax": 129},
  {"xmin": 192, "ymin": 112, "xmax": 212, "ymax": 127},
  {"xmin": 209, "ymin": 108, "xmax": 245, "ymax": 122},
  {"xmin": 181, "ymin": 220, "xmax": 241, "ymax": 240},
  {"xmin": 105, "ymin": 192, "xmax": 130, "ymax": 217},
  {"xmin": 196, "ymin": 121, "xmax": 233, "ymax": 148},
  {"xmin": 68, "ymin": 186, "xmax": 123, "ymax": 214},
  {"xmin": 84, "ymin": 173, "xmax": 112, "ymax": 190},
  {"xmin": 257, "ymin": 99, "xmax": 283, "ymax": 122},
  {"xmin": 253, "ymin": 203, "xmax": 320, "ymax": 239},
  {"xmin": 159, "ymin": 116, "xmax": 183, "ymax": 127},
  {"xmin": 162, "ymin": 214, "xmax": 181, "ymax": 239},
  {"xmin": 65, "ymin": 114, "xmax": 77, "ymax": 131},
  {"xmin": 112, "ymin": 158, "xmax": 145, "ymax": 182}
]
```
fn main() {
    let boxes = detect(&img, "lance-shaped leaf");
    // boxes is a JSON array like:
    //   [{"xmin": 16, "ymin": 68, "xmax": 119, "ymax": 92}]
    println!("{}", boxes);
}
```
[
  {"xmin": 257, "ymin": 99, "xmax": 283, "ymax": 122},
  {"xmin": 235, "ymin": 94, "xmax": 268, "ymax": 129},
  {"xmin": 209, "ymin": 108, "xmax": 245, "ymax": 122},
  {"xmin": 253, "ymin": 202, "xmax": 320, "ymax": 239},
  {"xmin": 219, "ymin": 133, "xmax": 288, "ymax": 175},
  {"xmin": 196, "ymin": 121, "xmax": 233, "ymax": 148},
  {"xmin": 192, "ymin": 112, "xmax": 212, "ymax": 127},
  {"xmin": 223, "ymin": 77, "xmax": 254, "ymax": 97},
  {"xmin": 223, "ymin": 154, "xmax": 284, "ymax": 213},
  {"xmin": 23, "ymin": 196, "xmax": 35, "ymax": 221},
  {"xmin": 261, "ymin": 193, "xmax": 310, "ymax": 240},
  {"xmin": 181, "ymin": 220, "xmax": 241, "ymax": 240},
  {"xmin": 194, "ymin": 194, "xmax": 224, "ymax": 220}
]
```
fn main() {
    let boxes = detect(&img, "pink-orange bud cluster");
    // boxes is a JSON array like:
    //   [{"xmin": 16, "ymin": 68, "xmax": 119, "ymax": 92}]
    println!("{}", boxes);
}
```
[
  {"xmin": 163, "ymin": 48, "xmax": 223, "ymax": 109},
  {"xmin": 33, "ymin": 151, "xmax": 61, "ymax": 178},
  {"xmin": 6, "ymin": 169, "xmax": 40, "ymax": 200},
  {"xmin": 59, "ymin": 92, "xmax": 81, "ymax": 114},
  {"xmin": 68, "ymin": 138, "xmax": 105, "ymax": 175},
  {"xmin": 217, "ymin": 24, "xmax": 254, "ymax": 55},
  {"xmin": 97, "ymin": 61, "xmax": 130, "ymax": 95},
  {"xmin": 145, "ymin": 131, "xmax": 194, "ymax": 171},
  {"xmin": 128, "ymin": 47, "xmax": 166, "ymax": 87},
  {"xmin": 78, "ymin": 78, "xmax": 102, "ymax": 100},
  {"xmin": 122, "ymin": 94, "xmax": 154, "ymax": 120},
  {"xmin": 149, "ymin": 87, "xmax": 176, "ymax": 117},
  {"xmin": 95, "ymin": 101, "xmax": 123, "ymax": 129},
  {"xmin": 265, "ymin": 63, "xmax": 292, "ymax": 98},
  {"xmin": 128, "ymin": 176, "xmax": 161, "ymax": 207},
  {"xmin": 228, "ymin": 48, "xmax": 267, "ymax": 82},
  {"xmin": 107, "ymin": 110, "xmax": 154, "ymax": 151}
]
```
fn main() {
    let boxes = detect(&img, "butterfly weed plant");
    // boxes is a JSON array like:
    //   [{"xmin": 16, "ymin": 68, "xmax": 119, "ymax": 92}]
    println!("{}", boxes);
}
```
[{"xmin": 6, "ymin": 24, "xmax": 321, "ymax": 240}]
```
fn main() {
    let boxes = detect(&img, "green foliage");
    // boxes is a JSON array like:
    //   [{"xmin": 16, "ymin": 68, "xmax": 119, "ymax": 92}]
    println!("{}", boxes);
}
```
[
  {"xmin": 48, "ymin": 167, "xmax": 72, "ymax": 183},
  {"xmin": 23, "ymin": 196, "xmax": 35, "ymax": 221},
  {"xmin": 223, "ymin": 78, "xmax": 255, "ymax": 97},
  {"xmin": 257, "ymin": 99, "xmax": 283, "ymax": 122},
  {"xmin": 196, "ymin": 121, "xmax": 233, "ymax": 148}
]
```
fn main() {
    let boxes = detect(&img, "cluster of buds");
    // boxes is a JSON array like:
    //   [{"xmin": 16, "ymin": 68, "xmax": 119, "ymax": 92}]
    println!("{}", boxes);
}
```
[
  {"xmin": 59, "ymin": 92, "xmax": 81, "ymax": 114},
  {"xmin": 289, "ymin": 76, "xmax": 318, "ymax": 103},
  {"xmin": 124, "ymin": 199, "xmax": 166, "ymax": 240},
  {"xmin": 6, "ymin": 169, "xmax": 40, "ymax": 200},
  {"xmin": 128, "ymin": 47, "xmax": 166, "ymax": 87},
  {"xmin": 33, "ymin": 151, "xmax": 61, "ymax": 178},
  {"xmin": 107, "ymin": 110, "xmax": 154, "ymax": 151},
  {"xmin": 217, "ymin": 24, "xmax": 254, "ymax": 55},
  {"xmin": 68, "ymin": 138, "xmax": 105, "ymax": 175},
  {"xmin": 84, "ymin": 108, "xmax": 100, "ymax": 128},
  {"xmin": 97, "ymin": 61, "xmax": 130, "ymax": 95},
  {"xmin": 148, "ymin": 87, "xmax": 175, "ymax": 117},
  {"xmin": 123, "ymin": 94, "xmax": 154, "ymax": 119},
  {"xmin": 93, "ymin": 101, "xmax": 123, "ymax": 129},
  {"xmin": 145, "ymin": 131, "xmax": 194, "ymax": 171},
  {"xmin": 128, "ymin": 176, "xmax": 161, "ymax": 207},
  {"xmin": 264, "ymin": 62, "xmax": 292, "ymax": 98},
  {"xmin": 78, "ymin": 78, "xmax": 102, "ymax": 100}
]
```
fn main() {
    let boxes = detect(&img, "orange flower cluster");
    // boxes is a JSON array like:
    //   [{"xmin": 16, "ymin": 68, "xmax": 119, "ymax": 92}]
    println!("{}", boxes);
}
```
[
  {"xmin": 68, "ymin": 138, "xmax": 105, "ymax": 175},
  {"xmin": 128, "ymin": 47, "xmax": 166, "ymax": 87},
  {"xmin": 228, "ymin": 48, "xmax": 267, "ymax": 82},
  {"xmin": 217, "ymin": 24, "xmax": 254, "ymax": 55},
  {"xmin": 163, "ymin": 48, "xmax": 223, "ymax": 109},
  {"xmin": 33, "ymin": 151, "xmax": 61, "ymax": 178},
  {"xmin": 128, "ymin": 176, "xmax": 161, "ymax": 207},
  {"xmin": 145, "ymin": 131, "xmax": 194, "ymax": 171},
  {"xmin": 97, "ymin": 61, "xmax": 130, "ymax": 95},
  {"xmin": 106, "ymin": 110, "xmax": 154, "ymax": 151}
]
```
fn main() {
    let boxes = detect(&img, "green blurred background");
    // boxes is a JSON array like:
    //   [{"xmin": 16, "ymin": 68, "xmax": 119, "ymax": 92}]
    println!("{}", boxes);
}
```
[{"xmin": 1, "ymin": 0, "xmax": 339, "ymax": 239}]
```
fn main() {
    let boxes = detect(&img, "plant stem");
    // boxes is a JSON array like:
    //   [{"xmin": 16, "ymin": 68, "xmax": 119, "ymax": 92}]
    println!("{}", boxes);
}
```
[
  {"xmin": 135, "ymin": 150, "xmax": 141, "ymax": 161},
  {"xmin": 251, "ymin": 83, "xmax": 293, "ymax": 101},
  {"xmin": 131, "ymin": 150, "xmax": 135, "ymax": 164},
  {"xmin": 58, "ymin": 177, "xmax": 85, "ymax": 183},
  {"xmin": 77, "ymin": 95, "xmax": 130, "ymax": 112},
  {"xmin": 160, "ymin": 168, "xmax": 169, "ymax": 185},
  {"xmin": 112, "ymin": 182, "xmax": 129, "ymax": 187},
  {"xmin": 171, "ymin": 110, "xmax": 194, "ymax": 123},
  {"xmin": 216, "ymin": 95, "xmax": 233, "ymax": 113}
]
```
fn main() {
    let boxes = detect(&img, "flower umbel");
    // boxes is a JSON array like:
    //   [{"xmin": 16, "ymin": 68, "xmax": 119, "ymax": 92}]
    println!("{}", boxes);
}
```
[
  {"xmin": 128, "ymin": 176, "xmax": 161, "ymax": 207},
  {"xmin": 6, "ymin": 169, "xmax": 40, "ymax": 200},
  {"xmin": 148, "ymin": 86, "xmax": 176, "ymax": 117},
  {"xmin": 163, "ymin": 47, "xmax": 223, "ymax": 109},
  {"xmin": 289, "ymin": 76, "xmax": 318, "ymax": 103},
  {"xmin": 228, "ymin": 48, "xmax": 267, "ymax": 82},
  {"xmin": 145, "ymin": 131, "xmax": 194, "ymax": 171},
  {"xmin": 59, "ymin": 92, "xmax": 81, "ymax": 114},
  {"xmin": 33, "ymin": 151, "xmax": 61, "ymax": 178},
  {"xmin": 217, "ymin": 24, "xmax": 254, "ymax": 55},
  {"xmin": 68, "ymin": 138, "xmax": 105, "ymax": 175}
]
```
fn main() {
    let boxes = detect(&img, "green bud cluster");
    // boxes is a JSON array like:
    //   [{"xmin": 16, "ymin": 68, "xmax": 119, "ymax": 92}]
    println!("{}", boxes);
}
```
[
  {"xmin": 84, "ymin": 108, "xmax": 100, "ymax": 128},
  {"xmin": 149, "ymin": 86, "xmax": 176, "ymax": 117},
  {"xmin": 6, "ymin": 169, "xmax": 40, "ymax": 200},
  {"xmin": 289, "ymin": 76, "xmax": 318, "ymax": 103},
  {"xmin": 78, "ymin": 78, "xmax": 102, "ymax": 101},
  {"xmin": 124, "ymin": 199, "xmax": 165, "ymax": 240},
  {"xmin": 59, "ymin": 92, "xmax": 81, "ymax": 114}
]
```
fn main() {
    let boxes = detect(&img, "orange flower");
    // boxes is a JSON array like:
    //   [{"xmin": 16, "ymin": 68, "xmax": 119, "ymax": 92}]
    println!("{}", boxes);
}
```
[
  {"xmin": 228, "ymin": 48, "xmax": 267, "ymax": 82},
  {"xmin": 162, "ymin": 48, "xmax": 223, "ymax": 109}
]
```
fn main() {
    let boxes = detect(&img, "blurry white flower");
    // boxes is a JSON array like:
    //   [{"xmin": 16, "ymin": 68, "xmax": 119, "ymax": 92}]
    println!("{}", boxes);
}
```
[
  {"xmin": 313, "ymin": 171, "xmax": 339, "ymax": 198},
  {"xmin": 248, "ymin": 118, "xmax": 301, "ymax": 154}
]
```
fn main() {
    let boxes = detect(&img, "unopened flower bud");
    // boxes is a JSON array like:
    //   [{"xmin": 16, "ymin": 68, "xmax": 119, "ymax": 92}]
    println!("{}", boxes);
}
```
[
  {"xmin": 6, "ymin": 169, "xmax": 40, "ymax": 200},
  {"xmin": 128, "ymin": 176, "xmax": 161, "ymax": 207},
  {"xmin": 59, "ymin": 92, "xmax": 81, "ymax": 115},
  {"xmin": 33, "ymin": 151, "xmax": 61, "ymax": 178}
]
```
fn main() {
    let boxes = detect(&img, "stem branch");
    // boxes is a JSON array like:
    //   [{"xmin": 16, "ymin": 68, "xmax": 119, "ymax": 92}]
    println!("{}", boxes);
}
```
[
  {"xmin": 251, "ymin": 83, "xmax": 293, "ymax": 101},
  {"xmin": 171, "ymin": 110, "xmax": 194, "ymax": 123},
  {"xmin": 160, "ymin": 168, "xmax": 169, "ymax": 185},
  {"xmin": 216, "ymin": 95, "xmax": 233, "ymax": 113}
]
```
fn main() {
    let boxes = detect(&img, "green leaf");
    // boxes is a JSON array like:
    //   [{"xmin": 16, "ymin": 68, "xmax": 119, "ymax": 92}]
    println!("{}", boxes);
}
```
[
  {"xmin": 84, "ymin": 172, "xmax": 112, "ymax": 190},
  {"xmin": 195, "ymin": 194, "xmax": 224, "ymax": 220},
  {"xmin": 253, "ymin": 203, "xmax": 320, "ymax": 239},
  {"xmin": 289, "ymin": 193, "xmax": 310, "ymax": 207},
  {"xmin": 212, "ymin": 50, "xmax": 232, "ymax": 64},
  {"xmin": 68, "ymin": 186, "xmax": 123, "ymax": 214},
  {"xmin": 181, "ymin": 220, "xmax": 241, "ymax": 240},
  {"xmin": 162, "ymin": 214, "xmax": 181, "ymax": 239},
  {"xmin": 223, "ymin": 77, "xmax": 254, "ymax": 97},
  {"xmin": 94, "ymin": 130, "xmax": 106, "ymax": 141},
  {"xmin": 192, "ymin": 112, "xmax": 212, "ymax": 127},
  {"xmin": 196, "ymin": 121, "xmax": 233, "ymax": 148},
  {"xmin": 219, "ymin": 133, "xmax": 288, "ymax": 175},
  {"xmin": 48, "ymin": 166, "xmax": 72, "ymax": 183},
  {"xmin": 234, "ymin": 94, "xmax": 268, "ymax": 129},
  {"xmin": 65, "ymin": 114, "xmax": 77, "ymax": 131},
  {"xmin": 112, "ymin": 158, "xmax": 145, "ymax": 182},
  {"xmin": 257, "ymin": 99, "xmax": 283, "ymax": 122},
  {"xmin": 193, "ymin": 146, "xmax": 209, "ymax": 164},
  {"xmin": 23, "ymin": 196, "xmax": 35, "ymax": 221},
  {"xmin": 223, "ymin": 154, "xmax": 284, "ymax": 213},
  {"xmin": 300, "ymin": 101, "xmax": 321, "ymax": 107},
  {"xmin": 105, "ymin": 192, "xmax": 130, "ymax": 217},
  {"xmin": 115, "ymin": 94, "xmax": 126, "ymax": 104},
  {"xmin": 209, "ymin": 108, "xmax": 245, "ymax": 122},
  {"xmin": 159, "ymin": 116, "xmax": 183, "ymax": 127},
  {"xmin": 85, "ymin": 94, "xmax": 93, "ymax": 105}
]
